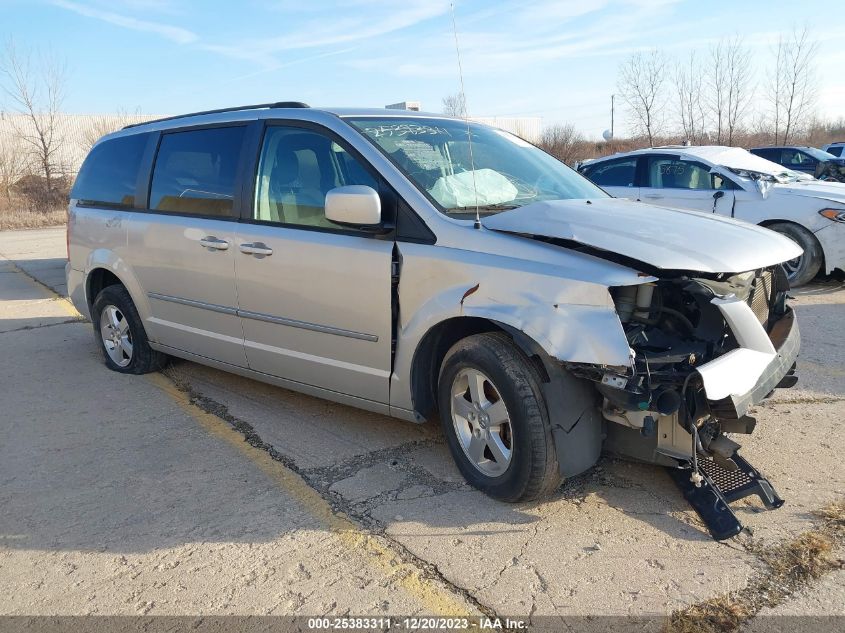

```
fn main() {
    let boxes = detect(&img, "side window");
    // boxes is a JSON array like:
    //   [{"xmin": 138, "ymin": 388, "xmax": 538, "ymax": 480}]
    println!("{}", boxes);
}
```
[
  {"xmin": 584, "ymin": 158, "xmax": 637, "ymax": 188},
  {"xmin": 781, "ymin": 149, "xmax": 815, "ymax": 167},
  {"xmin": 254, "ymin": 126, "xmax": 378, "ymax": 229},
  {"xmin": 712, "ymin": 173, "xmax": 737, "ymax": 191},
  {"xmin": 72, "ymin": 133, "xmax": 148, "ymax": 208},
  {"xmin": 828, "ymin": 146, "xmax": 843, "ymax": 157},
  {"xmin": 753, "ymin": 148, "xmax": 778, "ymax": 162},
  {"xmin": 646, "ymin": 157, "xmax": 714, "ymax": 190},
  {"xmin": 149, "ymin": 126, "xmax": 246, "ymax": 217}
]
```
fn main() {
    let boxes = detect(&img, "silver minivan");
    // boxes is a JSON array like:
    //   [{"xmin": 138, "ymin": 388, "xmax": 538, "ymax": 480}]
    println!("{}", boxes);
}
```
[{"xmin": 67, "ymin": 103, "xmax": 801, "ymax": 538}]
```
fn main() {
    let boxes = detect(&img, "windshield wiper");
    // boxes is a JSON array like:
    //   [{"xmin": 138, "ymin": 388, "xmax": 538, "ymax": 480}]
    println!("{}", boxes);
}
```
[{"xmin": 444, "ymin": 203, "xmax": 520, "ymax": 213}]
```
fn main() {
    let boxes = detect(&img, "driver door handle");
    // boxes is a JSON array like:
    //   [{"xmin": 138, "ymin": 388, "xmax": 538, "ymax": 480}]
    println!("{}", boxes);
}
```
[
  {"xmin": 239, "ymin": 242, "xmax": 273, "ymax": 257},
  {"xmin": 643, "ymin": 193, "xmax": 663, "ymax": 199}
]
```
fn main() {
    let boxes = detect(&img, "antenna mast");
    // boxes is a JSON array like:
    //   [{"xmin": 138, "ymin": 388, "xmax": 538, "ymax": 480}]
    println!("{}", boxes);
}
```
[{"xmin": 450, "ymin": 2, "xmax": 480, "ymax": 229}]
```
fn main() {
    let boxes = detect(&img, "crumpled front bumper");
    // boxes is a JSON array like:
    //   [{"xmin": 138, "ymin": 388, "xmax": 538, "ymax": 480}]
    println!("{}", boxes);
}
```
[{"xmin": 699, "ymin": 302, "xmax": 799, "ymax": 420}]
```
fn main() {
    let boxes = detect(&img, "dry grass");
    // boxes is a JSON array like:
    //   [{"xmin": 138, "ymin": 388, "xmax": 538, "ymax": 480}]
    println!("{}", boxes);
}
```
[
  {"xmin": 668, "ymin": 594, "xmax": 750, "ymax": 633},
  {"xmin": 814, "ymin": 500, "xmax": 845, "ymax": 534},
  {"xmin": 667, "ymin": 499, "xmax": 845, "ymax": 633},
  {"xmin": 0, "ymin": 206, "xmax": 66, "ymax": 230}
]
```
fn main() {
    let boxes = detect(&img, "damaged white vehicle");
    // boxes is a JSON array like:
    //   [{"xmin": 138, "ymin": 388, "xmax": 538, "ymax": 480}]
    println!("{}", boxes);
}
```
[
  {"xmin": 578, "ymin": 146, "xmax": 845, "ymax": 286},
  {"xmin": 68, "ymin": 106, "xmax": 801, "ymax": 540}
]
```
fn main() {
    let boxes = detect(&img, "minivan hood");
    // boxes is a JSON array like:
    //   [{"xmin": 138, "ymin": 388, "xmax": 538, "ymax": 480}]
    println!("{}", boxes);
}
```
[{"xmin": 481, "ymin": 198, "xmax": 803, "ymax": 274}]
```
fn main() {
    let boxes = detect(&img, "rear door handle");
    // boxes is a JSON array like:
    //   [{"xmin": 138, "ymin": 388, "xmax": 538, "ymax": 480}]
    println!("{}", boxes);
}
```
[
  {"xmin": 239, "ymin": 242, "xmax": 273, "ymax": 257},
  {"xmin": 643, "ymin": 194, "xmax": 663, "ymax": 199},
  {"xmin": 200, "ymin": 236, "xmax": 229, "ymax": 250}
]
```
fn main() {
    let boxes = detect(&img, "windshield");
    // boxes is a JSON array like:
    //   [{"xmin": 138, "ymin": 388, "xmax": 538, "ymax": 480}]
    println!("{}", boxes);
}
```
[
  {"xmin": 803, "ymin": 147, "xmax": 838, "ymax": 161},
  {"xmin": 346, "ymin": 117, "xmax": 606, "ymax": 217}
]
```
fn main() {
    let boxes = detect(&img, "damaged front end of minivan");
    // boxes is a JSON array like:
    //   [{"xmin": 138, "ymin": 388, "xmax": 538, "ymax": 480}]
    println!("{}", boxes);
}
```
[
  {"xmin": 568, "ymin": 266, "xmax": 799, "ymax": 539},
  {"xmin": 479, "ymin": 199, "xmax": 803, "ymax": 539}
]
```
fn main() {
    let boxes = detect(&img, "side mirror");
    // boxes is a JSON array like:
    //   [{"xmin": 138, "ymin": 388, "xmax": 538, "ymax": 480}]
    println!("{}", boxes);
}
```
[
  {"xmin": 325, "ymin": 185, "xmax": 381, "ymax": 227},
  {"xmin": 713, "ymin": 190, "xmax": 725, "ymax": 200}
]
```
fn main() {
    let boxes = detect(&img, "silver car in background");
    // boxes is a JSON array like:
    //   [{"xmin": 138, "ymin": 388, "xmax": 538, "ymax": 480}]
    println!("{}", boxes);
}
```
[{"xmin": 67, "ymin": 103, "xmax": 801, "ymax": 539}]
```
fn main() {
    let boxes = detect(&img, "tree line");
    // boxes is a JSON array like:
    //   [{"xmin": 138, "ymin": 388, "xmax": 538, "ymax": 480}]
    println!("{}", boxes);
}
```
[
  {"xmin": 619, "ymin": 28, "xmax": 819, "ymax": 146},
  {"xmin": 539, "ymin": 29, "xmax": 840, "ymax": 165}
]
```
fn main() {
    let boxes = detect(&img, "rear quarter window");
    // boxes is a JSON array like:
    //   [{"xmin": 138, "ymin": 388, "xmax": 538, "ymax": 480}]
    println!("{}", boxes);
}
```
[{"xmin": 71, "ymin": 133, "xmax": 149, "ymax": 208}]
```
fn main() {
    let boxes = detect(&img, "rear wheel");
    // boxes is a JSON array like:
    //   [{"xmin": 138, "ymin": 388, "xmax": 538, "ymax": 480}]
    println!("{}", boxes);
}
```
[
  {"xmin": 767, "ymin": 222, "xmax": 822, "ymax": 287},
  {"xmin": 92, "ymin": 285, "xmax": 166, "ymax": 374},
  {"xmin": 438, "ymin": 332, "xmax": 560, "ymax": 502}
]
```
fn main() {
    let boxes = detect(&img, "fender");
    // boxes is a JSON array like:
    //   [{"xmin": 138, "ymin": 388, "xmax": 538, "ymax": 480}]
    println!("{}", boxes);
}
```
[{"xmin": 390, "ymin": 242, "xmax": 635, "ymax": 414}]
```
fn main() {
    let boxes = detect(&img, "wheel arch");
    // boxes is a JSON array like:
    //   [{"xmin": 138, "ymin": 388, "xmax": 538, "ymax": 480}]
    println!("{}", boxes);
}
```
[
  {"xmin": 83, "ymin": 249, "xmax": 153, "ymax": 328},
  {"xmin": 758, "ymin": 219, "xmax": 826, "ymax": 275},
  {"xmin": 409, "ymin": 316, "xmax": 508, "ymax": 421},
  {"xmin": 86, "ymin": 268, "xmax": 124, "ymax": 312}
]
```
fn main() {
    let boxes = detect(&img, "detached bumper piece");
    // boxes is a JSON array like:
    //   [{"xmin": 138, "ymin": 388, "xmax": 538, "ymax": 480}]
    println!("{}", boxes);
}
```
[{"xmin": 667, "ymin": 452, "xmax": 784, "ymax": 541}]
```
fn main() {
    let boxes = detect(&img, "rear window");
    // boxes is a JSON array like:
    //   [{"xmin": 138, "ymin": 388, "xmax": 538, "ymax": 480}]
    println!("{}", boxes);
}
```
[
  {"xmin": 72, "ymin": 133, "xmax": 149, "ymax": 208},
  {"xmin": 827, "ymin": 146, "xmax": 843, "ymax": 157},
  {"xmin": 149, "ymin": 126, "xmax": 246, "ymax": 217}
]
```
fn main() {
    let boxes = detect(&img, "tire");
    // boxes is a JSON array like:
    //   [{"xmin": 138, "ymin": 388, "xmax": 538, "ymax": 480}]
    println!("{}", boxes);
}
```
[
  {"xmin": 437, "ymin": 332, "xmax": 560, "ymax": 502},
  {"xmin": 767, "ymin": 222, "xmax": 823, "ymax": 287},
  {"xmin": 91, "ymin": 285, "xmax": 167, "ymax": 374}
]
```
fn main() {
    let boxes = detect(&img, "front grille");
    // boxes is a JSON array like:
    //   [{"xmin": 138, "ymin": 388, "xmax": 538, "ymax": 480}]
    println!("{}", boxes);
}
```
[{"xmin": 748, "ymin": 271, "xmax": 773, "ymax": 327}]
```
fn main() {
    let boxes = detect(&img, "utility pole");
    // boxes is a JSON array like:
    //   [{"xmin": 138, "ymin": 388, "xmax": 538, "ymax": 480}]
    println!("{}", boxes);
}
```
[{"xmin": 611, "ymin": 94, "xmax": 615, "ymax": 139}]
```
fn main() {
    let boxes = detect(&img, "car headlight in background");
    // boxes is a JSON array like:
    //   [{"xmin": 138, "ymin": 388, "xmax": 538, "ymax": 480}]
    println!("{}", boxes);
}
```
[{"xmin": 819, "ymin": 208, "xmax": 845, "ymax": 223}]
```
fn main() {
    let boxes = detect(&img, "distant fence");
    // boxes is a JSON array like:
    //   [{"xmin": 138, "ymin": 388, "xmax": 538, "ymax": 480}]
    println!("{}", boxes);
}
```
[{"xmin": 471, "ymin": 116, "xmax": 542, "ymax": 143}]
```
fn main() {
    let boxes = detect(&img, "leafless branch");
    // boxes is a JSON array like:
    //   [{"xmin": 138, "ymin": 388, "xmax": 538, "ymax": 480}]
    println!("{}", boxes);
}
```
[
  {"xmin": 0, "ymin": 37, "xmax": 68, "ymax": 204},
  {"xmin": 442, "ymin": 92, "xmax": 467, "ymax": 118},
  {"xmin": 767, "ymin": 27, "xmax": 819, "ymax": 144},
  {"xmin": 617, "ymin": 50, "xmax": 666, "ymax": 146}
]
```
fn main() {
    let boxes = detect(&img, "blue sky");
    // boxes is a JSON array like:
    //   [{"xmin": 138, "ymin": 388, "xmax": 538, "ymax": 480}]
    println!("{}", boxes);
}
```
[{"xmin": 2, "ymin": 0, "xmax": 844, "ymax": 138}]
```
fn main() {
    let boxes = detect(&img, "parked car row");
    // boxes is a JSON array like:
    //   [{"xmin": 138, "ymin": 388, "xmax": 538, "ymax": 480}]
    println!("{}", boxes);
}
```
[
  {"xmin": 750, "ymin": 145, "xmax": 845, "ymax": 183},
  {"xmin": 578, "ymin": 145, "xmax": 845, "ymax": 286}
]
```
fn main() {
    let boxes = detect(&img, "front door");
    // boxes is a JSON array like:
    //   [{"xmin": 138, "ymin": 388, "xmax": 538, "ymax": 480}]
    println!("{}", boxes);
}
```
[
  {"xmin": 639, "ymin": 154, "xmax": 735, "ymax": 215},
  {"xmin": 233, "ymin": 123, "xmax": 394, "ymax": 403},
  {"xmin": 125, "ymin": 125, "xmax": 249, "ymax": 367}
]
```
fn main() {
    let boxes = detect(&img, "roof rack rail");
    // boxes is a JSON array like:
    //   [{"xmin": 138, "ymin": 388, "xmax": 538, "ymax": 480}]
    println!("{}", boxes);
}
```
[{"xmin": 123, "ymin": 101, "xmax": 310, "ymax": 129}]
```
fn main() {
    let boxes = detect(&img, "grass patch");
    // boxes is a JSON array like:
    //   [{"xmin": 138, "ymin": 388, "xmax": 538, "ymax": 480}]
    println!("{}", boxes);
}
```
[
  {"xmin": 667, "ymin": 499, "xmax": 844, "ymax": 633},
  {"xmin": 0, "ymin": 206, "xmax": 66, "ymax": 230}
]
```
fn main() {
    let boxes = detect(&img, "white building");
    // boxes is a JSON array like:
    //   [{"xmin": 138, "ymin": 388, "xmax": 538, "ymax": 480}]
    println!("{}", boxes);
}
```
[{"xmin": 0, "ymin": 112, "xmax": 162, "ymax": 175}]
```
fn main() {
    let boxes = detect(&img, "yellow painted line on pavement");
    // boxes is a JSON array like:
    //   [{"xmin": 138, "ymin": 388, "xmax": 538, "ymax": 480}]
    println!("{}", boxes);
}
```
[
  {"xmin": 4, "ymin": 259, "xmax": 80, "ymax": 318},
  {"xmin": 147, "ymin": 372, "xmax": 477, "ymax": 618}
]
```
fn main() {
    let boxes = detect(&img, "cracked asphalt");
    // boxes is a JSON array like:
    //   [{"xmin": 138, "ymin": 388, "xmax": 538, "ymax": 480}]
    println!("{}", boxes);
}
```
[{"xmin": 1, "ymin": 227, "xmax": 843, "ymax": 625}]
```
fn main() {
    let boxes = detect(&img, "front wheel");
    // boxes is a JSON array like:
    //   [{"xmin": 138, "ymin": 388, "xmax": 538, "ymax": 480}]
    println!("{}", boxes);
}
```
[
  {"xmin": 438, "ymin": 332, "xmax": 560, "ymax": 502},
  {"xmin": 767, "ymin": 222, "xmax": 823, "ymax": 287},
  {"xmin": 92, "ymin": 285, "xmax": 167, "ymax": 374}
]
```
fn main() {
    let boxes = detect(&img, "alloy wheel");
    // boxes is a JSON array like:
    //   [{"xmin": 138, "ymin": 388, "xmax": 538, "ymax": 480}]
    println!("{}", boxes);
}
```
[
  {"xmin": 450, "ymin": 368, "xmax": 513, "ymax": 477},
  {"xmin": 99, "ymin": 304, "xmax": 133, "ymax": 367}
]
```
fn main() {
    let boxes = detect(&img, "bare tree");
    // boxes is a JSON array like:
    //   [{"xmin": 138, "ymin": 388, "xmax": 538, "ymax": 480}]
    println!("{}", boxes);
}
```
[
  {"xmin": 767, "ymin": 28, "xmax": 819, "ymax": 144},
  {"xmin": 442, "ymin": 92, "xmax": 467, "ymax": 118},
  {"xmin": 674, "ymin": 52, "xmax": 706, "ymax": 144},
  {"xmin": 0, "ymin": 39, "xmax": 67, "ymax": 205},
  {"xmin": 539, "ymin": 123, "xmax": 584, "ymax": 165},
  {"xmin": 706, "ymin": 37, "xmax": 752, "ymax": 145},
  {"xmin": 617, "ymin": 50, "xmax": 666, "ymax": 146}
]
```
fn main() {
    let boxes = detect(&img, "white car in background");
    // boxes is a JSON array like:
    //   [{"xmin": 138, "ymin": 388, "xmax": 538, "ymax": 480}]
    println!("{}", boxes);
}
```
[{"xmin": 578, "ymin": 146, "xmax": 845, "ymax": 286}]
